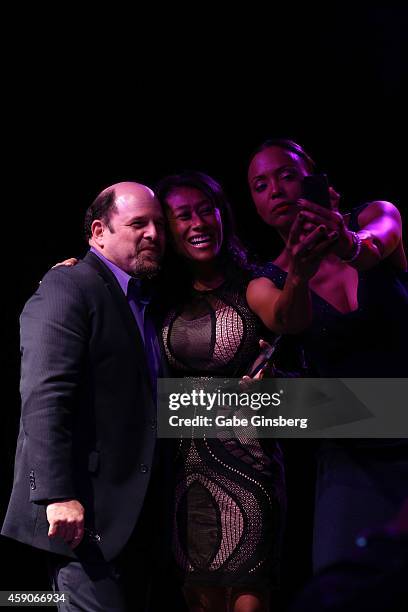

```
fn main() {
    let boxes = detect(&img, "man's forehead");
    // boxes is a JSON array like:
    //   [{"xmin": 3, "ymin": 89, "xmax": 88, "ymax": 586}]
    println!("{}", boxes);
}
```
[
  {"xmin": 102, "ymin": 182, "xmax": 162, "ymax": 213},
  {"xmin": 113, "ymin": 181, "xmax": 154, "ymax": 199},
  {"xmin": 116, "ymin": 192, "xmax": 160, "ymax": 210}
]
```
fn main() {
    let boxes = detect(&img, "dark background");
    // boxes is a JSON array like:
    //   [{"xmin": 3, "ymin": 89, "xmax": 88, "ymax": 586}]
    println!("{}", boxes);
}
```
[{"xmin": 2, "ymin": 6, "xmax": 407, "ymax": 610}]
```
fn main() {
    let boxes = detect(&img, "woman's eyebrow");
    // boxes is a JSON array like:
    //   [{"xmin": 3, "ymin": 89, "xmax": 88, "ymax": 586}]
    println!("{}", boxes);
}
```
[
  {"xmin": 169, "ymin": 199, "xmax": 210, "ymax": 211},
  {"xmin": 251, "ymin": 165, "xmax": 296, "ymax": 182},
  {"xmin": 251, "ymin": 173, "xmax": 266, "ymax": 182}
]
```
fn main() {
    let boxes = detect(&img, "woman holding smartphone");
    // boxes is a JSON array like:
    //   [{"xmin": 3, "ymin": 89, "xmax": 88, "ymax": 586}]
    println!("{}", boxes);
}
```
[{"xmin": 246, "ymin": 138, "xmax": 408, "ymax": 572}]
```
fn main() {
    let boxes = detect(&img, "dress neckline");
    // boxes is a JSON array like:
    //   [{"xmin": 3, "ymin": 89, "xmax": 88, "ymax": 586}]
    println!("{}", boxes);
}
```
[
  {"xmin": 266, "ymin": 261, "xmax": 362, "ymax": 317},
  {"xmin": 192, "ymin": 279, "xmax": 227, "ymax": 294}
]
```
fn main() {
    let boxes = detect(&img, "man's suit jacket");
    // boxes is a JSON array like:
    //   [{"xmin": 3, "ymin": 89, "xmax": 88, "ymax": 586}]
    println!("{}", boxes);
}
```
[{"xmin": 2, "ymin": 252, "xmax": 161, "ymax": 561}]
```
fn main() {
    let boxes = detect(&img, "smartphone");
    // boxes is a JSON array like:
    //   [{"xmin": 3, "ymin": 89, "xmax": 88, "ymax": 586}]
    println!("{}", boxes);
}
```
[
  {"xmin": 245, "ymin": 337, "xmax": 281, "ymax": 378},
  {"xmin": 302, "ymin": 174, "xmax": 331, "ymax": 208}
]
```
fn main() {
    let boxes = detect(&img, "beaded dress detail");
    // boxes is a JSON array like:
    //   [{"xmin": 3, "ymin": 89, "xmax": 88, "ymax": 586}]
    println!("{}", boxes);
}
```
[{"xmin": 162, "ymin": 281, "xmax": 286, "ymax": 587}]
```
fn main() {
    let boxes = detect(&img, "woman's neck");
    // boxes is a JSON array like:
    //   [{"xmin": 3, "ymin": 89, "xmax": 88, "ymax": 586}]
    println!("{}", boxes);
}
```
[
  {"xmin": 272, "ymin": 229, "xmax": 290, "ymax": 268},
  {"xmin": 191, "ymin": 261, "xmax": 225, "ymax": 291}
]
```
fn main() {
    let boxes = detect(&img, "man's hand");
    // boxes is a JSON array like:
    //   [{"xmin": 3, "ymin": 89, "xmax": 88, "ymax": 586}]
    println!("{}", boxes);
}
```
[
  {"xmin": 46, "ymin": 499, "xmax": 85, "ymax": 548},
  {"xmin": 52, "ymin": 258, "xmax": 79, "ymax": 269}
]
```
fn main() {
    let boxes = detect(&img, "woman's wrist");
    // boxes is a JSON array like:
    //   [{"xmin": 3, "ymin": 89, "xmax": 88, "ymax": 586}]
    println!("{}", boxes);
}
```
[
  {"xmin": 337, "ymin": 230, "xmax": 361, "ymax": 262},
  {"xmin": 287, "ymin": 265, "xmax": 310, "ymax": 288}
]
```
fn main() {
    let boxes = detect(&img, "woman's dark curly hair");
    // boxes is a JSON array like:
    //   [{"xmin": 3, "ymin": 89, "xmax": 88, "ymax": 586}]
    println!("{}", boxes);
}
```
[{"xmin": 155, "ymin": 170, "xmax": 258, "ymax": 302}]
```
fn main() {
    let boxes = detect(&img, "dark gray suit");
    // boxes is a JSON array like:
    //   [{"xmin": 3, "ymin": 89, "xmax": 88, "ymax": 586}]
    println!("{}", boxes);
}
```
[{"xmin": 2, "ymin": 252, "xmax": 160, "ymax": 564}]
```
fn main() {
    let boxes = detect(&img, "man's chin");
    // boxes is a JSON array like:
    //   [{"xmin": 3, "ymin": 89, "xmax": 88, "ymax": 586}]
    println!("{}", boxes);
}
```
[{"xmin": 132, "ymin": 259, "xmax": 161, "ymax": 279}]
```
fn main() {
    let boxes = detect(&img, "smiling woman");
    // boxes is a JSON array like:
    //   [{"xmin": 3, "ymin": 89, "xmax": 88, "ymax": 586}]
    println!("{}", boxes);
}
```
[
  {"xmin": 165, "ymin": 185, "xmax": 224, "ymax": 263},
  {"xmin": 155, "ymin": 171, "xmax": 287, "ymax": 612},
  {"xmin": 158, "ymin": 171, "xmax": 252, "ymax": 293}
]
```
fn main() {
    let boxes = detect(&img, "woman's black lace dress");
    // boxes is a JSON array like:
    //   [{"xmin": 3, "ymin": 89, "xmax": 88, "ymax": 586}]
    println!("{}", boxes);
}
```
[{"xmin": 162, "ymin": 281, "xmax": 286, "ymax": 588}]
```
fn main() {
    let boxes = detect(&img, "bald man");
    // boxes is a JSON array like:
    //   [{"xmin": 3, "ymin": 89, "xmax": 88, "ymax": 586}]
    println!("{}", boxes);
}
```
[{"xmin": 2, "ymin": 183, "xmax": 169, "ymax": 610}]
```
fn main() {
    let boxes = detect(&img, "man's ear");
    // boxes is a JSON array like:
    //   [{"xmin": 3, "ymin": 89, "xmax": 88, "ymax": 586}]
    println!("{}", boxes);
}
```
[{"xmin": 91, "ymin": 220, "xmax": 105, "ymax": 246}]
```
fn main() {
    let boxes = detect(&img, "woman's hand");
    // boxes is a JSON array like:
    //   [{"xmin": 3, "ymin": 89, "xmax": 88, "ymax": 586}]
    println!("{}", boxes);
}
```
[
  {"xmin": 297, "ymin": 188, "xmax": 354, "ymax": 259},
  {"xmin": 239, "ymin": 339, "xmax": 274, "ymax": 389},
  {"xmin": 52, "ymin": 258, "xmax": 79, "ymax": 269},
  {"xmin": 287, "ymin": 213, "xmax": 339, "ymax": 280}
]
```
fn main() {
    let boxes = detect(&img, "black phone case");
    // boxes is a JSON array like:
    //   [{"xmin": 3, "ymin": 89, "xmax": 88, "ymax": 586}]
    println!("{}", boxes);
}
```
[{"xmin": 302, "ymin": 174, "xmax": 331, "ymax": 208}]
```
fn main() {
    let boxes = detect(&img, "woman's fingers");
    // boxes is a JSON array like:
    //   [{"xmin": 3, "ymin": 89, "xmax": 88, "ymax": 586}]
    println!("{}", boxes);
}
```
[
  {"xmin": 307, "ymin": 233, "xmax": 339, "ymax": 258},
  {"xmin": 329, "ymin": 186, "xmax": 340, "ymax": 210},
  {"xmin": 298, "ymin": 206, "xmax": 345, "ymax": 238},
  {"xmin": 298, "ymin": 198, "xmax": 334, "ymax": 219},
  {"xmin": 297, "ymin": 225, "xmax": 339, "ymax": 255},
  {"xmin": 288, "ymin": 212, "xmax": 306, "ymax": 246},
  {"xmin": 299, "ymin": 210, "xmax": 329, "ymax": 227},
  {"xmin": 239, "ymin": 375, "xmax": 256, "ymax": 389},
  {"xmin": 301, "ymin": 221, "xmax": 316, "ymax": 233},
  {"xmin": 253, "ymin": 365, "xmax": 267, "ymax": 380},
  {"xmin": 297, "ymin": 227, "xmax": 339, "ymax": 258},
  {"xmin": 296, "ymin": 225, "xmax": 327, "ymax": 252}
]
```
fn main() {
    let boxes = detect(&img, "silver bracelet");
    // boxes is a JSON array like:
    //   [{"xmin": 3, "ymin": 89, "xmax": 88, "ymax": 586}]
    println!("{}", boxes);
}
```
[{"xmin": 340, "ymin": 231, "xmax": 362, "ymax": 263}]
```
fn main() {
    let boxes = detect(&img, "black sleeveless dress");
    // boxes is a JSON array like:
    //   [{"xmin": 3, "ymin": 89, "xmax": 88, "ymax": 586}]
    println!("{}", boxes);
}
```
[
  {"xmin": 162, "ymin": 281, "xmax": 286, "ymax": 588},
  {"xmin": 258, "ymin": 204, "xmax": 408, "ymax": 572}
]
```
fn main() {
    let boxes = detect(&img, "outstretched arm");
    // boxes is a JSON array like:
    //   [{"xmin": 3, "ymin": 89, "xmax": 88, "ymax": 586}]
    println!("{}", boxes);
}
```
[
  {"xmin": 298, "ymin": 199, "xmax": 406, "ymax": 271},
  {"xmin": 247, "ymin": 215, "xmax": 338, "ymax": 334}
]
